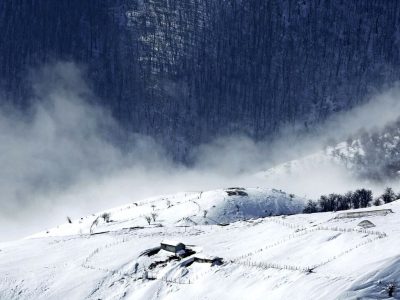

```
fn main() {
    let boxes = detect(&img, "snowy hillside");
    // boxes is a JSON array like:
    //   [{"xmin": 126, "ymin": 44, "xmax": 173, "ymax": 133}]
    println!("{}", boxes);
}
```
[
  {"xmin": 1, "ymin": 191, "xmax": 400, "ymax": 299},
  {"xmin": 257, "ymin": 118, "xmax": 400, "ymax": 186},
  {"xmin": 256, "ymin": 142, "xmax": 367, "ymax": 182},
  {"xmin": 30, "ymin": 187, "xmax": 306, "ymax": 238},
  {"xmin": 256, "ymin": 151, "xmax": 335, "ymax": 179}
]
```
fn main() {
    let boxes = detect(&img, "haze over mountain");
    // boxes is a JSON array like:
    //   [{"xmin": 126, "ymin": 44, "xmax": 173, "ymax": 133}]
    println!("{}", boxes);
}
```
[{"xmin": 2, "ymin": 0, "xmax": 400, "ymax": 241}]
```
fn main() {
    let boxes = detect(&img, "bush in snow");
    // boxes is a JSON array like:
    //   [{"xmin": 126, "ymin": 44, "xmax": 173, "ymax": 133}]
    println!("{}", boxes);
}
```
[
  {"xmin": 373, "ymin": 198, "xmax": 381, "ymax": 206},
  {"xmin": 334, "ymin": 190, "xmax": 370, "ymax": 209},
  {"xmin": 355, "ymin": 189, "xmax": 373, "ymax": 208},
  {"xmin": 303, "ymin": 200, "xmax": 318, "ymax": 213},
  {"xmin": 381, "ymin": 187, "xmax": 396, "ymax": 204},
  {"xmin": 315, "ymin": 188, "xmax": 374, "ymax": 213},
  {"xmin": 318, "ymin": 194, "xmax": 340, "ymax": 212}
]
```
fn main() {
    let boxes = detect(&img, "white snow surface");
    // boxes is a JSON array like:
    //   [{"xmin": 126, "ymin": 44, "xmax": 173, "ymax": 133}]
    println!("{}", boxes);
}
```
[
  {"xmin": 1, "ymin": 189, "xmax": 400, "ymax": 300},
  {"xmin": 29, "ymin": 187, "xmax": 305, "ymax": 238}
]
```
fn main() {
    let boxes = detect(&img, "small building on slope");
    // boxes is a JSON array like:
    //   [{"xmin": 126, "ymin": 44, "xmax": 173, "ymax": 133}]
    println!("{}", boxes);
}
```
[
  {"xmin": 160, "ymin": 240, "xmax": 186, "ymax": 254},
  {"xmin": 357, "ymin": 220, "xmax": 376, "ymax": 229},
  {"xmin": 336, "ymin": 209, "xmax": 393, "ymax": 219}
]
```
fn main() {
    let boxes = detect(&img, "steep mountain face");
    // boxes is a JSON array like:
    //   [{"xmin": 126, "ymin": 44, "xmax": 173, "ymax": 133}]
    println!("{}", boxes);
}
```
[{"xmin": 2, "ymin": 1, "xmax": 400, "ymax": 159}]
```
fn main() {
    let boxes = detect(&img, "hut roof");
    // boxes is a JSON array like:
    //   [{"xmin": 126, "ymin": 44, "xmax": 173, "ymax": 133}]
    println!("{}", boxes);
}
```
[
  {"xmin": 161, "ymin": 240, "xmax": 184, "ymax": 247},
  {"xmin": 357, "ymin": 220, "xmax": 376, "ymax": 228},
  {"xmin": 336, "ymin": 209, "xmax": 393, "ymax": 219}
]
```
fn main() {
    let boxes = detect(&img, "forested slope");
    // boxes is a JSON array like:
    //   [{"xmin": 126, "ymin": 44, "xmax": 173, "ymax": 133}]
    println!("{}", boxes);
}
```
[{"xmin": 2, "ymin": 1, "xmax": 400, "ymax": 158}]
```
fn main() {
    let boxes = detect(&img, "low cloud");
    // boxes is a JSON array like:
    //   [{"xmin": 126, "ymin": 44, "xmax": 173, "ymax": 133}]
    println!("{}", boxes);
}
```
[{"xmin": 0, "ymin": 62, "xmax": 399, "ymax": 241}]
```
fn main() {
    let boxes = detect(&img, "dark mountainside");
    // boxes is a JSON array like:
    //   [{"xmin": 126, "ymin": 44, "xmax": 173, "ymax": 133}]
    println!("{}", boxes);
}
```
[{"xmin": 2, "ymin": 0, "xmax": 400, "ymax": 160}]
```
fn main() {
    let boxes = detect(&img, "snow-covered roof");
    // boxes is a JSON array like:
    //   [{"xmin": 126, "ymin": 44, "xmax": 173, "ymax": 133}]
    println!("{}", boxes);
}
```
[
  {"xmin": 161, "ymin": 239, "xmax": 184, "ymax": 247},
  {"xmin": 193, "ymin": 254, "xmax": 222, "ymax": 260},
  {"xmin": 336, "ymin": 209, "xmax": 393, "ymax": 219},
  {"xmin": 357, "ymin": 220, "xmax": 376, "ymax": 228}
]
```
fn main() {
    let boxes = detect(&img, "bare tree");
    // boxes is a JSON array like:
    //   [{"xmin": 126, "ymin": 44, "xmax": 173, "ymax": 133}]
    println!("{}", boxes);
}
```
[
  {"xmin": 144, "ymin": 215, "xmax": 151, "ymax": 225},
  {"xmin": 151, "ymin": 204, "xmax": 156, "ymax": 211},
  {"xmin": 101, "ymin": 212, "xmax": 111, "ymax": 223},
  {"xmin": 386, "ymin": 282, "xmax": 396, "ymax": 297},
  {"xmin": 90, "ymin": 217, "xmax": 100, "ymax": 234},
  {"xmin": 151, "ymin": 212, "xmax": 158, "ymax": 222}
]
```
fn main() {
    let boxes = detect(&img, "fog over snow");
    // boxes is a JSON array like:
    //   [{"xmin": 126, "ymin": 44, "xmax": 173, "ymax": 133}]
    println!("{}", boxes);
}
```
[{"xmin": 1, "ymin": 62, "xmax": 400, "ymax": 241}]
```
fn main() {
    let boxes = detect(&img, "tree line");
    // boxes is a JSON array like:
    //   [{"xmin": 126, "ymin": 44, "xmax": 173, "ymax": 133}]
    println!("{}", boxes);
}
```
[{"xmin": 303, "ymin": 187, "xmax": 399, "ymax": 214}]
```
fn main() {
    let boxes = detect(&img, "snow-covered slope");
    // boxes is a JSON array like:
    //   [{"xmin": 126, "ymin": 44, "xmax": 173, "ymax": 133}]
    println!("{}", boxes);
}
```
[
  {"xmin": 30, "ymin": 187, "xmax": 305, "ymax": 238},
  {"xmin": 256, "ymin": 150, "xmax": 334, "ymax": 178},
  {"xmin": 258, "ymin": 119, "xmax": 400, "ymax": 183},
  {"xmin": 1, "ymin": 191, "xmax": 400, "ymax": 299},
  {"xmin": 255, "ymin": 142, "xmax": 364, "ymax": 183}
]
